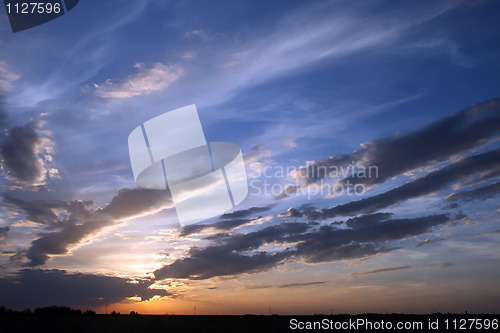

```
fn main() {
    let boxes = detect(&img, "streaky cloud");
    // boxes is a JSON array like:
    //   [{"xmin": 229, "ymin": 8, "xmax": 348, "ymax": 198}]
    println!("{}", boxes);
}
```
[
  {"xmin": 8, "ymin": 188, "xmax": 172, "ymax": 266},
  {"xmin": 154, "ymin": 213, "xmax": 450, "ymax": 280},
  {"xmin": 285, "ymin": 98, "xmax": 500, "ymax": 197}
]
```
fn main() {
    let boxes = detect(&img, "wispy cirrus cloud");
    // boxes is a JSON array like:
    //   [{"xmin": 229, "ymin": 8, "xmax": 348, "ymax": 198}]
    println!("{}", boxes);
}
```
[
  {"xmin": 137, "ymin": 1, "xmax": 458, "ymax": 114},
  {"xmin": 408, "ymin": 37, "xmax": 473, "ymax": 68},
  {"xmin": 94, "ymin": 62, "xmax": 183, "ymax": 99},
  {"xmin": 223, "ymin": 1, "xmax": 456, "ymax": 89}
]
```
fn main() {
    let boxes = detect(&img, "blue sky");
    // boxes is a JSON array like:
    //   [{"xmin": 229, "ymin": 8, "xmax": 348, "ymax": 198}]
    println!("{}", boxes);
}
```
[{"xmin": 0, "ymin": 0, "xmax": 499, "ymax": 314}]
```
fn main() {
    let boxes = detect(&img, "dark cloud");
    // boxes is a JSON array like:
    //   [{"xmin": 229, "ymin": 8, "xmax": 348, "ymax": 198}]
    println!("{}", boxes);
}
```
[
  {"xmin": 430, "ymin": 263, "xmax": 453, "ymax": 269},
  {"xmin": 0, "ymin": 120, "xmax": 47, "ymax": 185},
  {"xmin": 154, "ymin": 222, "xmax": 310, "ymax": 280},
  {"xmin": 414, "ymin": 237, "xmax": 449, "ymax": 248},
  {"xmin": 475, "ymin": 230, "xmax": 500, "ymax": 236},
  {"xmin": 444, "ymin": 182, "xmax": 500, "ymax": 207},
  {"xmin": 0, "ymin": 95, "xmax": 8, "ymax": 130},
  {"xmin": 8, "ymin": 188, "xmax": 172, "ymax": 266},
  {"xmin": 243, "ymin": 144, "xmax": 271, "ymax": 167},
  {"xmin": 245, "ymin": 285, "xmax": 271, "ymax": 289},
  {"xmin": 345, "ymin": 212, "xmax": 393, "ymax": 229},
  {"xmin": 0, "ymin": 226, "xmax": 9, "ymax": 242},
  {"xmin": 294, "ymin": 213, "xmax": 450, "ymax": 263},
  {"xmin": 0, "ymin": 269, "xmax": 172, "ymax": 310},
  {"xmin": 247, "ymin": 281, "xmax": 327, "ymax": 289},
  {"xmin": 350, "ymin": 265, "xmax": 412, "ymax": 277},
  {"xmin": 289, "ymin": 98, "xmax": 500, "ymax": 192},
  {"xmin": 279, "ymin": 204, "xmax": 323, "ymax": 220},
  {"xmin": 100, "ymin": 188, "xmax": 172, "ymax": 220},
  {"xmin": 3, "ymin": 196, "xmax": 95, "ymax": 230},
  {"xmin": 25, "ymin": 219, "xmax": 111, "ymax": 266},
  {"xmin": 154, "ymin": 247, "xmax": 291, "ymax": 280},
  {"xmin": 458, "ymin": 167, "xmax": 500, "ymax": 188},
  {"xmin": 203, "ymin": 232, "xmax": 231, "ymax": 241},
  {"xmin": 274, "ymin": 184, "xmax": 305, "ymax": 199},
  {"xmin": 278, "ymin": 281, "xmax": 326, "ymax": 288},
  {"xmin": 220, "ymin": 205, "xmax": 273, "ymax": 219},
  {"xmin": 9, "ymin": 250, "xmax": 27, "ymax": 264},
  {"xmin": 155, "ymin": 213, "xmax": 450, "ymax": 280},
  {"xmin": 180, "ymin": 218, "xmax": 252, "ymax": 237},
  {"xmin": 295, "ymin": 154, "xmax": 355, "ymax": 185},
  {"xmin": 282, "ymin": 207, "xmax": 303, "ymax": 218},
  {"xmin": 349, "ymin": 263, "xmax": 452, "ymax": 278},
  {"xmin": 287, "ymin": 147, "xmax": 500, "ymax": 219},
  {"xmin": 179, "ymin": 205, "xmax": 274, "ymax": 237}
]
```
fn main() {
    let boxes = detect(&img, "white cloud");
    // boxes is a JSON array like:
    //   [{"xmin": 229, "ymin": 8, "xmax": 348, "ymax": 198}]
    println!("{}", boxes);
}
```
[
  {"xmin": 0, "ymin": 61, "xmax": 20, "ymax": 91},
  {"xmin": 184, "ymin": 29, "xmax": 207, "ymax": 40},
  {"xmin": 409, "ymin": 37, "xmax": 473, "ymax": 68},
  {"xmin": 183, "ymin": 29, "xmax": 224, "ymax": 42},
  {"xmin": 94, "ymin": 62, "xmax": 183, "ymax": 99},
  {"xmin": 232, "ymin": 2, "xmax": 454, "ymax": 87},
  {"xmin": 156, "ymin": 1, "xmax": 456, "ymax": 114},
  {"xmin": 282, "ymin": 139, "xmax": 297, "ymax": 148},
  {"xmin": 179, "ymin": 51, "xmax": 197, "ymax": 60}
]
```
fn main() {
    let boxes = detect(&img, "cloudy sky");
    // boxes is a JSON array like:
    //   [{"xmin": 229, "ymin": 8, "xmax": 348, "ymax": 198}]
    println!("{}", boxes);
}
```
[{"xmin": 0, "ymin": 0, "xmax": 499, "ymax": 314}]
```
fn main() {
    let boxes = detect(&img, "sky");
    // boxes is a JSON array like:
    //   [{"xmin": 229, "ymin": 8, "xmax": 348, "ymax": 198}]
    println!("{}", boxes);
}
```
[{"xmin": 0, "ymin": 0, "xmax": 499, "ymax": 315}]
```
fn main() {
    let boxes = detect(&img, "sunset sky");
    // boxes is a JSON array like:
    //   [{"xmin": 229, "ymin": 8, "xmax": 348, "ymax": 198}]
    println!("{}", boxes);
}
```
[{"xmin": 0, "ymin": 0, "xmax": 499, "ymax": 315}]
